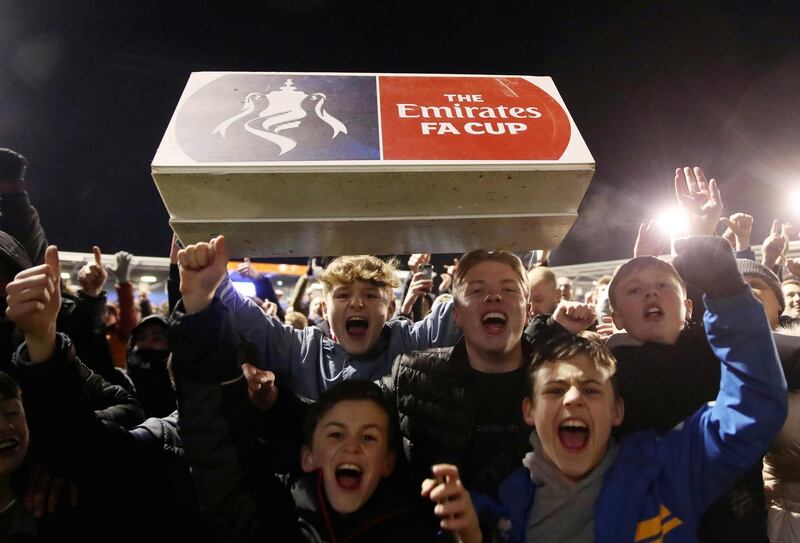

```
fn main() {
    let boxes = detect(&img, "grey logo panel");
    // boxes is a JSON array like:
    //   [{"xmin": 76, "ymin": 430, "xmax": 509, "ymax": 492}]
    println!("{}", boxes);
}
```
[{"xmin": 175, "ymin": 74, "xmax": 380, "ymax": 162}]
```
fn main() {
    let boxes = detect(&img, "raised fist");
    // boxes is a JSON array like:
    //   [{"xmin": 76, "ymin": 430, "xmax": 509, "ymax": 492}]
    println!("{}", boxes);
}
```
[
  {"xmin": 178, "ymin": 236, "xmax": 229, "ymax": 314},
  {"xmin": 552, "ymin": 300, "xmax": 595, "ymax": 335}
]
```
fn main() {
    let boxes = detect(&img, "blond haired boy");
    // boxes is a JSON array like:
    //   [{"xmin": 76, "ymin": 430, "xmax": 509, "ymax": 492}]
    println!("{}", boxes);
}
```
[{"xmin": 178, "ymin": 237, "xmax": 460, "ymax": 399}]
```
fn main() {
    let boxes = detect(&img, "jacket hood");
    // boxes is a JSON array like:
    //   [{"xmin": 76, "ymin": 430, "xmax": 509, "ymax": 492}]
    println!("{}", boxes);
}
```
[{"xmin": 128, "ymin": 314, "xmax": 170, "ymax": 352}]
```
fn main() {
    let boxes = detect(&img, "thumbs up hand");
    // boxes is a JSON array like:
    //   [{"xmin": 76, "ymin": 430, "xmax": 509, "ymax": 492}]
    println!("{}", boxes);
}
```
[{"xmin": 6, "ymin": 246, "xmax": 62, "ymax": 362}]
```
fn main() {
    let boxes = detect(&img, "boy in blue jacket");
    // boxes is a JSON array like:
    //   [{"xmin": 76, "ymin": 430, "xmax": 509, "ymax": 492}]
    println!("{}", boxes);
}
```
[
  {"xmin": 475, "ymin": 236, "xmax": 788, "ymax": 542},
  {"xmin": 178, "ymin": 236, "xmax": 460, "ymax": 400}
]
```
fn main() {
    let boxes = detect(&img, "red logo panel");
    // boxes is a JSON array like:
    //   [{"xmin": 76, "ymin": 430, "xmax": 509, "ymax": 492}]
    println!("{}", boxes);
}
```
[{"xmin": 379, "ymin": 76, "xmax": 571, "ymax": 160}]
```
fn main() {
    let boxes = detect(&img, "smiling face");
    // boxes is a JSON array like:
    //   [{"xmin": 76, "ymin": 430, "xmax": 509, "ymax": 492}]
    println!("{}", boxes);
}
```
[
  {"xmin": 783, "ymin": 282, "xmax": 800, "ymax": 319},
  {"xmin": 453, "ymin": 260, "xmax": 529, "ymax": 371},
  {"xmin": 321, "ymin": 281, "xmax": 396, "ymax": 356},
  {"xmin": 0, "ymin": 397, "xmax": 29, "ymax": 479},
  {"xmin": 610, "ymin": 267, "xmax": 691, "ymax": 345},
  {"xmin": 301, "ymin": 400, "xmax": 395, "ymax": 514},
  {"xmin": 524, "ymin": 353, "xmax": 623, "ymax": 483}
]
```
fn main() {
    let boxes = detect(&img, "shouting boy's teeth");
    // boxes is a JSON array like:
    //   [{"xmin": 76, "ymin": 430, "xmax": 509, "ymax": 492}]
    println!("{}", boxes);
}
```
[
  {"xmin": 335, "ymin": 463, "xmax": 364, "ymax": 489},
  {"xmin": 558, "ymin": 419, "xmax": 590, "ymax": 451},
  {"xmin": 643, "ymin": 305, "xmax": 664, "ymax": 319},
  {"xmin": 0, "ymin": 438, "xmax": 19, "ymax": 454},
  {"xmin": 481, "ymin": 312, "xmax": 507, "ymax": 333}
]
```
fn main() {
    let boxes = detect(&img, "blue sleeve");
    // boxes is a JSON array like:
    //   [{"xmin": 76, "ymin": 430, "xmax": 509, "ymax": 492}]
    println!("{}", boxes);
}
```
[
  {"xmin": 217, "ymin": 275, "xmax": 317, "ymax": 392},
  {"xmin": 395, "ymin": 299, "xmax": 462, "ymax": 351},
  {"xmin": 657, "ymin": 288, "xmax": 788, "ymax": 516},
  {"xmin": 254, "ymin": 275, "xmax": 285, "ymax": 321}
]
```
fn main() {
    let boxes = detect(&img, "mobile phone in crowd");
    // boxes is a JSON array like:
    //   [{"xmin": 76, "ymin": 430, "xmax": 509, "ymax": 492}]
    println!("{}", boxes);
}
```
[{"xmin": 419, "ymin": 263, "xmax": 433, "ymax": 280}]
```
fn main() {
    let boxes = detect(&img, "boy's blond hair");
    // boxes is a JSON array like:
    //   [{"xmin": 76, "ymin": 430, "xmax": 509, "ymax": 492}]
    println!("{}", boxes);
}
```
[
  {"xmin": 527, "ymin": 266, "xmax": 557, "ymax": 288},
  {"xmin": 607, "ymin": 256, "xmax": 686, "ymax": 311},
  {"xmin": 319, "ymin": 255, "xmax": 400, "ymax": 295},
  {"xmin": 285, "ymin": 311, "xmax": 309, "ymax": 330}
]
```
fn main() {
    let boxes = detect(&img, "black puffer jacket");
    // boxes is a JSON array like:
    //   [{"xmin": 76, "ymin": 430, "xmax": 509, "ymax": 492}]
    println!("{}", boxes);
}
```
[{"xmin": 380, "ymin": 339, "xmax": 531, "ymax": 495}]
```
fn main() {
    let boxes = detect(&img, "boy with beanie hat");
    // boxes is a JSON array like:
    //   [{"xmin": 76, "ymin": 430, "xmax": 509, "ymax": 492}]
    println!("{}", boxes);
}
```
[{"xmin": 736, "ymin": 258, "xmax": 784, "ymax": 329}]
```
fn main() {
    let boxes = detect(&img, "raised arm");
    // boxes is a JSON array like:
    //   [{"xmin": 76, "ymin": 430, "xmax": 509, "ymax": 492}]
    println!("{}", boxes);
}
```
[
  {"xmin": 181, "ymin": 236, "xmax": 310, "ymax": 390},
  {"xmin": 663, "ymin": 236, "xmax": 788, "ymax": 511},
  {"xmin": 172, "ymin": 294, "xmax": 301, "ymax": 543}
]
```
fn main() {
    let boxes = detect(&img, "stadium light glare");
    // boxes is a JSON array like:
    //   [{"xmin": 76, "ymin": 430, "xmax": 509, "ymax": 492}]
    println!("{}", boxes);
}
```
[
  {"xmin": 791, "ymin": 191, "xmax": 800, "ymax": 212},
  {"xmin": 655, "ymin": 207, "xmax": 689, "ymax": 237}
]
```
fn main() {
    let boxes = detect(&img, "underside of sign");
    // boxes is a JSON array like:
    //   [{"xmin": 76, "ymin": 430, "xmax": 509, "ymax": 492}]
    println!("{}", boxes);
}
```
[{"xmin": 152, "ymin": 72, "xmax": 594, "ymax": 256}]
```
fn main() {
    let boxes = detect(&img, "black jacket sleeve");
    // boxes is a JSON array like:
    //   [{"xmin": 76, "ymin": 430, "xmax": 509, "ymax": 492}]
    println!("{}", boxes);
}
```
[
  {"xmin": 523, "ymin": 313, "xmax": 570, "ymax": 345},
  {"xmin": 9, "ymin": 335, "xmax": 124, "ymax": 479},
  {"xmin": 78, "ymin": 362, "xmax": 145, "ymax": 428},
  {"xmin": 0, "ymin": 190, "xmax": 48, "ymax": 265},
  {"xmin": 172, "ymin": 298, "xmax": 301, "ymax": 543}
]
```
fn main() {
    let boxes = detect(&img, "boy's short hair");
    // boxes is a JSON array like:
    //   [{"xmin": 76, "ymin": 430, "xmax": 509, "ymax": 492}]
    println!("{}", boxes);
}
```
[
  {"xmin": 319, "ymin": 256, "xmax": 400, "ymax": 295},
  {"xmin": 285, "ymin": 311, "xmax": 308, "ymax": 330},
  {"xmin": 607, "ymin": 256, "xmax": 686, "ymax": 310},
  {"xmin": 303, "ymin": 380, "xmax": 400, "ymax": 452},
  {"xmin": 452, "ymin": 250, "xmax": 527, "ymax": 302},
  {"xmin": 0, "ymin": 371, "xmax": 22, "ymax": 400},
  {"xmin": 528, "ymin": 266, "xmax": 557, "ymax": 287},
  {"xmin": 527, "ymin": 334, "xmax": 620, "ymax": 399}
]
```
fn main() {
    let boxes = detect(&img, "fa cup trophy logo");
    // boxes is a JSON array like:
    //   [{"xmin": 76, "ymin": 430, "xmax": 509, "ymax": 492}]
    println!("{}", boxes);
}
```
[{"xmin": 213, "ymin": 79, "xmax": 348, "ymax": 155}]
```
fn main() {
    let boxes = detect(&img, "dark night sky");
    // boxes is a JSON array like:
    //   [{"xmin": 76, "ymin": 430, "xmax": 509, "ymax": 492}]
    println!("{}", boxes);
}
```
[{"xmin": 1, "ymin": 0, "xmax": 799, "ymax": 265}]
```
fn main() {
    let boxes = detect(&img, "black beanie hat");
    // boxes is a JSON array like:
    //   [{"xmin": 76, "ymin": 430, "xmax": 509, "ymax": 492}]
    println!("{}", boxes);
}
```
[{"xmin": 0, "ymin": 149, "xmax": 27, "ymax": 183}]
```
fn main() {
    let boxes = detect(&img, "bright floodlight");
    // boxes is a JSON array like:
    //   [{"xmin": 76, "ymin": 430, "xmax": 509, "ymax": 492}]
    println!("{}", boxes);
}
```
[
  {"xmin": 655, "ymin": 207, "xmax": 689, "ymax": 236},
  {"xmin": 140, "ymin": 275, "xmax": 158, "ymax": 283},
  {"xmin": 791, "ymin": 191, "xmax": 800, "ymax": 212},
  {"xmin": 60, "ymin": 272, "xmax": 71, "ymax": 280}
]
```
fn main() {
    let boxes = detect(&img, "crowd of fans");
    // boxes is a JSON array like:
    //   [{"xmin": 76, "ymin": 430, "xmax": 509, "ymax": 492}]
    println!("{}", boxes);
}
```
[{"xmin": 0, "ymin": 147, "xmax": 797, "ymax": 543}]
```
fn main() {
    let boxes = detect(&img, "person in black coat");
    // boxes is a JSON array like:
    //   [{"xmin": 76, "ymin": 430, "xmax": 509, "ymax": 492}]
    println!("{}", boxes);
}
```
[{"xmin": 3, "ymin": 245, "xmax": 215, "ymax": 542}]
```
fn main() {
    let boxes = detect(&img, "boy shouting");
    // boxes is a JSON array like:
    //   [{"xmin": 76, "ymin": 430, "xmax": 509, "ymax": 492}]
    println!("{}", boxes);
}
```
[{"xmin": 476, "ymin": 237, "xmax": 787, "ymax": 542}]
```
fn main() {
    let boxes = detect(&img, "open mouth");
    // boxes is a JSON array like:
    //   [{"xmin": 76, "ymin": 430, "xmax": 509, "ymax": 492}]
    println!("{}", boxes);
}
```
[
  {"xmin": 643, "ymin": 305, "xmax": 664, "ymax": 320},
  {"xmin": 481, "ymin": 312, "xmax": 507, "ymax": 334},
  {"xmin": 345, "ymin": 317, "xmax": 369, "ymax": 339},
  {"xmin": 335, "ymin": 463, "xmax": 363, "ymax": 490},
  {"xmin": 558, "ymin": 420, "xmax": 589, "ymax": 452},
  {"xmin": 0, "ymin": 438, "xmax": 20, "ymax": 455}
]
